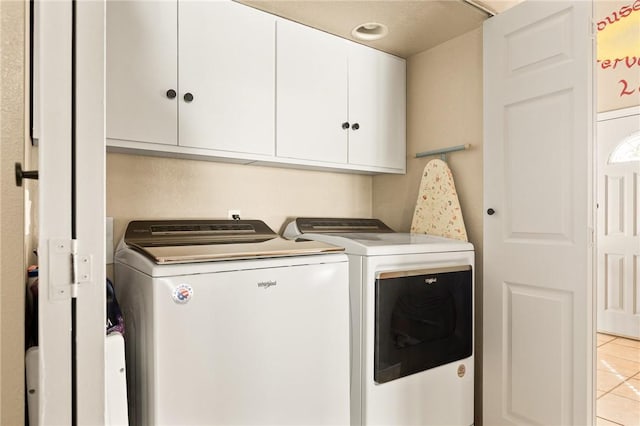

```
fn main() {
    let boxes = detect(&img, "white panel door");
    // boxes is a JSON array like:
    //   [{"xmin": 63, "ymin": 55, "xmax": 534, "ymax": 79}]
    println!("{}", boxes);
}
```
[
  {"xmin": 37, "ymin": 0, "xmax": 106, "ymax": 423},
  {"xmin": 483, "ymin": 2, "xmax": 594, "ymax": 425},
  {"xmin": 277, "ymin": 19, "xmax": 348, "ymax": 164},
  {"xmin": 348, "ymin": 44, "xmax": 406, "ymax": 171},
  {"xmin": 597, "ymin": 107, "xmax": 640, "ymax": 339},
  {"xmin": 37, "ymin": 1, "xmax": 73, "ymax": 422},
  {"xmin": 179, "ymin": 1, "xmax": 275, "ymax": 155},
  {"xmin": 106, "ymin": 0, "xmax": 177, "ymax": 146}
]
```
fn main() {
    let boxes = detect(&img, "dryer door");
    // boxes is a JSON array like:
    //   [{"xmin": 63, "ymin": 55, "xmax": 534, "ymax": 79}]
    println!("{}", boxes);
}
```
[{"xmin": 374, "ymin": 265, "xmax": 472, "ymax": 384}]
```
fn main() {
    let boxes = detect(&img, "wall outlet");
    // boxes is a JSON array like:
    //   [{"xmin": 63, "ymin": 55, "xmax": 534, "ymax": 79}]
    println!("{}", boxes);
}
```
[{"xmin": 227, "ymin": 209, "xmax": 241, "ymax": 220}]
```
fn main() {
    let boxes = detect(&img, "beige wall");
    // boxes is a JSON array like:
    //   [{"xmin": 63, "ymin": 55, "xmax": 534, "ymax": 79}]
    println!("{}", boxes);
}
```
[
  {"xmin": 0, "ymin": 0, "xmax": 26, "ymax": 424},
  {"xmin": 107, "ymin": 153, "xmax": 373, "ymax": 246},
  {"xmin": 373, "ymin": 28, "xmax": 483, "ymax": 237},
  {"xmin": 372, "ymin": 27, "xmax": 484, "ymax": 423}
]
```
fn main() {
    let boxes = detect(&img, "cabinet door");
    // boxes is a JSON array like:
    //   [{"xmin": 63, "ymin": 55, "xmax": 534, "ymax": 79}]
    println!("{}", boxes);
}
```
[
  {"xmin": 179, "ymin": 1, "xmax": 275, "ymax": 155},
  {"xmin": 106, "ymin": 1, "xmax": 177, "ymax": 145},
  {"xmin": 277, "ymin": 19, "xmax": 348, "ymax": 164},
  {"xmin": 348, "ymin": 44, "xmax": 406, "ymax": 170}
]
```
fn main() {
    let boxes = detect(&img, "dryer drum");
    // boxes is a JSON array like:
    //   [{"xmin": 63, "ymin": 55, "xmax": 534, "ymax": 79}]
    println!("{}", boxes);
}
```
[{"xmin": 391, "ymin": 289, "xmax": 456, "ymax": 348}]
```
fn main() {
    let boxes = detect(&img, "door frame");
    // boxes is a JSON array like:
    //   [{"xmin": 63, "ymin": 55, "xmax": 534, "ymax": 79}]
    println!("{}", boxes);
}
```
[
  {"xmin": 598, "ymin": 105, "xmax": 640, "ymax": 122},
  {"xmin": 75, "ymin": 1, "xmax": 106, "ymax": 422},
  {"xmin": 596, "ymin": 104, "xmax": 640, "ymax": 338}
]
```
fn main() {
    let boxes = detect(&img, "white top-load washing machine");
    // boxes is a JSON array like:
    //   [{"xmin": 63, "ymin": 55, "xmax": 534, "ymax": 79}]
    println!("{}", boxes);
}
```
[
  {"xmin": 115, "ymin": 219, "xmax": 351, "ymax": 426},
  {"xmin": 284, "ymin": 218, "xmax": 475, "ymax": 426}
]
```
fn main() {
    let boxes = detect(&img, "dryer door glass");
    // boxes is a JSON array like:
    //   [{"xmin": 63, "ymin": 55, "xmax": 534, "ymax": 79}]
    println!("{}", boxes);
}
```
[{"xmin": 374, "ymin": 266, "xmax": 472, "ymax": 384}]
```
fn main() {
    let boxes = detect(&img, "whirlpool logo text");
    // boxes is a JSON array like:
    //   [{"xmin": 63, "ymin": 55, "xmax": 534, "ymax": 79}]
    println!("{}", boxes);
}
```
[{"xmin": 258, "ymin": 280, "xmax": 277, "ymax": 289}]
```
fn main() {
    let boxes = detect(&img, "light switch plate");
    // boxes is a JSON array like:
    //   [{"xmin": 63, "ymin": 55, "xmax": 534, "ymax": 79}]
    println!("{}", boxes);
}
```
[{"xmin": 106, "ymin": 217, "xmax": 114, "ymax": 264}]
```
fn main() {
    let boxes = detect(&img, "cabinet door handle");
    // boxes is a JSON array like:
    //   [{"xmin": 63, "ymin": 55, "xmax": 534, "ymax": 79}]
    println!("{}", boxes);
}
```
[
  {"xmin": 184, "ymin": 92, "xmax": 194, "ymax": 103},
  {"xmin": 487, "ymin": 208, "xmax": 496, "ymax": 216},
  {"xmin": 342, "ymin": 122, "xmax": 350, "ymax": 130},
  {"xmin": 166, "ymin": 89, "xmax": 177, "ymax": 99},
  {"xmin": 352, "ymin": 123, "xmax": 360, "ymax": 130}
]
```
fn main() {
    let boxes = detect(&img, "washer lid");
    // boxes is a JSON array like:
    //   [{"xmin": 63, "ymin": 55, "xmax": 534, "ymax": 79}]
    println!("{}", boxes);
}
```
[{"xmin": 123, "ymin": 219, "xmax": 343, "ymax": 264}]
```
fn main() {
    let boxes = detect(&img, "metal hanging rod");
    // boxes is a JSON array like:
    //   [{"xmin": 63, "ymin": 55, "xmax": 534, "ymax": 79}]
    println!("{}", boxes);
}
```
[{"xmin": 415, "ymin": 144, "xmax": 471, "ymax": 161}]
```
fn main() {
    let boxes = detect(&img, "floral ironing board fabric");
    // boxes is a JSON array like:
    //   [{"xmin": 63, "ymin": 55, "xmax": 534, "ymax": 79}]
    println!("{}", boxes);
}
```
[{"xmin": 411, "ymin": 159, "xmax": 468, "ymax": 241}]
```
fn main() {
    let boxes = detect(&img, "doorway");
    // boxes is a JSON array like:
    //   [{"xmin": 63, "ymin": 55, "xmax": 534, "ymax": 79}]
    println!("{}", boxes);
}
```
[{"xmin": 595, "ymin": 106, "xmax": 640, "ymax": 425}]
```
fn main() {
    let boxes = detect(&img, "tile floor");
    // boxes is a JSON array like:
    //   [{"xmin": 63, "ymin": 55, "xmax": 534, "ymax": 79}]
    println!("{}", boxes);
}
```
[{"xmin": 597, "ymin": 333, "xmax": 640, "ymax": 426}]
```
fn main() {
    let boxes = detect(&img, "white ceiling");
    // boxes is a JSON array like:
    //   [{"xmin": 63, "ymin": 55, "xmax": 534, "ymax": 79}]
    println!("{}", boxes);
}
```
[{"xmin": 236, "ymin": 0, "xmax": 521, "ymax": 58}]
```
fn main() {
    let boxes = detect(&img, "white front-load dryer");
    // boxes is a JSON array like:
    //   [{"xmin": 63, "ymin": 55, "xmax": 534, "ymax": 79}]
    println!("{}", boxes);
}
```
[
  {"xmin": 115, "ymin": 219, "xmax": 351, "ymax": 426},
  {"xmin": 285, "ymin": 217, "xmax": 475, "ymax": 426}
]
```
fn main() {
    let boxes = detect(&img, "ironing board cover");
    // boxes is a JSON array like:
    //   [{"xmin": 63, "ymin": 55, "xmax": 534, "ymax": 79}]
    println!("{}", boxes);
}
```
[{"xmin": 410, "ymin": 159, "xmax": 468, "ymax": 241}]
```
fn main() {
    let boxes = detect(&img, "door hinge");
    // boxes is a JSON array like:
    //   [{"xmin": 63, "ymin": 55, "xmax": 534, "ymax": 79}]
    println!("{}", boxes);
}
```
[{"xmin": 48, "ymin": 239, "xmax": 94, "ymax": 301}]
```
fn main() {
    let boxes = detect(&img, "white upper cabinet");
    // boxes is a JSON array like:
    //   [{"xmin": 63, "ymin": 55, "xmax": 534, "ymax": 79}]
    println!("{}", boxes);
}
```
[
  {"xmin": 179, "ymin": 1, "xmax": 275, "ymax": 155},
  {"xmin": 277, "ymin": 19, "xmax": 406, "ymax": 171},
  {"xmin": 106, "ymin": 1, "xmax": 406, "ymax": 174},
  {"xmin": 107, "ymin": 0, "xmax": 275, "ymax": 156},
  {"xmin": 276, "ymin": 19, "xmax": 349, "ymax": 164},
  {"xmin": 348, "ymin": 43, "xmax": 406, "ymax": 171},
  {"xmin": 107, "ymin": 1, "xmax": 178, "ymax": 146}
]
